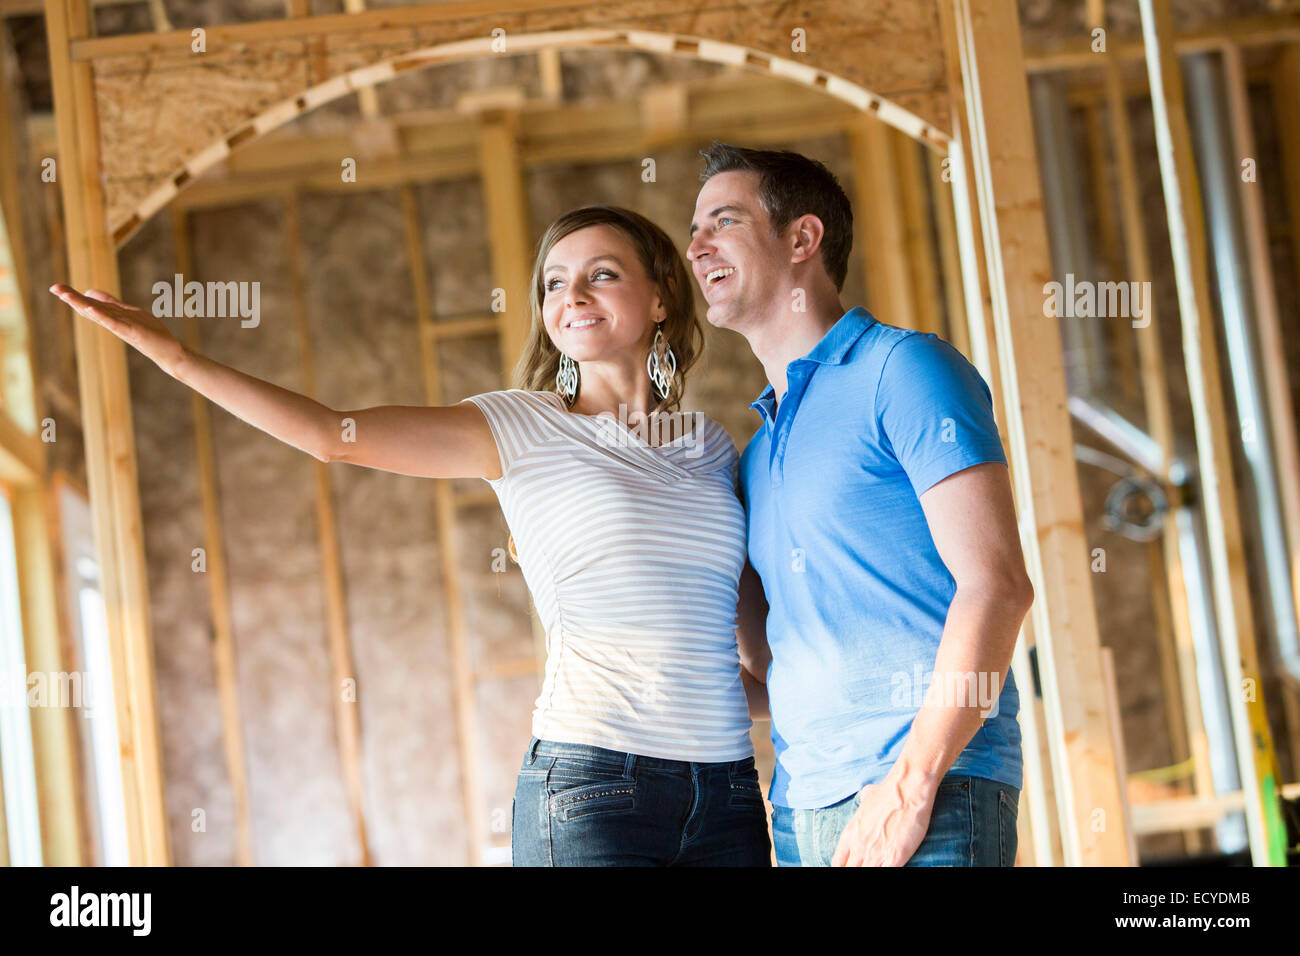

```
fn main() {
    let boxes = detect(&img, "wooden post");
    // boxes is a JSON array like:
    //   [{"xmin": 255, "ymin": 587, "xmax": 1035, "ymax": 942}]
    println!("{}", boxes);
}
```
[
  {"xmin": 1137, "ymin": 0, "xmax": 1287, "ymax": 865},
  {"xmin": 893, "ymin": 134, "xmax": 943, "ymax": 336},
  {"xmin": 0, "ymin": 20, "xmax": 85, "ymax": 865},
  {"xmin": 45, "ymin": 0, "xmax": 170, "ymax": 866},
  {"xmin": 848, "ymin": 117, "xmax": 916, "ymax": 329},
  {"xmin": 936, "ymin": 12, "xmax": 1059, "ymax": 866},
  {"xmin": 945, "ymin": 0, "xmax": 1131, "ymax": 865},
  {"xmin": 171, "ymin": 207, "xmax": 255, "ymax": 866},
  {"xmin": 926, "ymin": 149, "xmax": 972, "ymax": 358},
  {"xmin": 476, "ymin": 110, "xmax": 534, "ymax": 386},
  {"xmin": 399, "ymin": 183, "xmax": 486, "ymax": 866},
  {"xmin": 1088, "ymin": 0, "xmax": 1213, "ymax": 846},
  {"xmin": 283, "ymin": 190, "xmax": 373, "ymax": 866},
  {"xmin": 1270, "ymin": 43, "xmax": 1300, "ymax": 777}
]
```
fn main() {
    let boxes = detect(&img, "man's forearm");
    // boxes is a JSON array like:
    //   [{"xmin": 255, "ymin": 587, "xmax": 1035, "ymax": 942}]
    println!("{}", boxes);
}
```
[{"xmin": 887, "ymin": 584, "xmax": 1029, "ymax": 795}]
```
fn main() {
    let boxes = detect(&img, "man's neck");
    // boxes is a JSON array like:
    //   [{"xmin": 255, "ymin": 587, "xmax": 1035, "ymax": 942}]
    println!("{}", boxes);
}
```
[{"xmin": 744, "ymin": 294, "xmax": 846, "ymax": 402}]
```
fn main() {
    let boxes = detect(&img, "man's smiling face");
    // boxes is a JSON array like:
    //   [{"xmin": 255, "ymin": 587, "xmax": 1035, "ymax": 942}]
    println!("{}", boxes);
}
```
[{"xmin": 687, "ymin": 170, "xmax": 789, "ymax": 332}]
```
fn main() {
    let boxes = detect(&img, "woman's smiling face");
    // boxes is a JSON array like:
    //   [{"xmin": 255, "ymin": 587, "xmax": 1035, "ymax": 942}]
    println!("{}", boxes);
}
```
[{"xmin": 541, "ymin": 224, "xmax": 664, "ymax": 362}]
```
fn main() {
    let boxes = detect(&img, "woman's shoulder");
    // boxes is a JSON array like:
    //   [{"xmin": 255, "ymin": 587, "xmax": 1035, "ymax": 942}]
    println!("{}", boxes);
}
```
[{"xmin": 464, "ymin": 388, "xmax": 567, "ymax": 414}]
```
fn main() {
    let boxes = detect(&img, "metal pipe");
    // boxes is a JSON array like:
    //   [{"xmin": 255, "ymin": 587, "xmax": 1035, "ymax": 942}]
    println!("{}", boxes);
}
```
[
  {"xmin": 1185, "ymin": 53, "xmax": 1300, "ymax": 686},
  {"xmin": 1029, "ymin": 74, "xmax": 1109, "ymax": 397}
]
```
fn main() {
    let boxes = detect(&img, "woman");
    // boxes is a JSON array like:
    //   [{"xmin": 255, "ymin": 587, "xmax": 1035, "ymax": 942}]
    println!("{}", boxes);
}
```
[{"xmin": 50, "ymin": 204, "xmax": 772, "ymax": 867}]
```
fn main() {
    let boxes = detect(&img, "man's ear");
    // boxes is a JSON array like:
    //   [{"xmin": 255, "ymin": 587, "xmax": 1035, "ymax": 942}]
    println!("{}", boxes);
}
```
[{"xmin": 788, "ymin": 213, "xmax": 826, "ymax": 266}]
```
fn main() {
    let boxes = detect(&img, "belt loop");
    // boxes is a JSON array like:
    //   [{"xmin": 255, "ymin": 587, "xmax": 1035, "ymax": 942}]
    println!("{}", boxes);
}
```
[
  {"xmin": 528, "ymin": 737, "xmax": 541, "ymax": 760},
  {"xmin": 623, "ymin": 751, "xmax": 637, "ymax": 778}
]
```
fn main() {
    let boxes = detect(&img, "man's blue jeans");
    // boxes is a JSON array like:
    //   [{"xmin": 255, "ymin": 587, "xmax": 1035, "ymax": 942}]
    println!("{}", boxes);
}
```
[
  {"xmin": 771, "ymin": 774, "xmax": 1019, "ymax": 866},
  {"xmin": 512, "ymin": 737, "xmax": 772, "ymax": 866}
]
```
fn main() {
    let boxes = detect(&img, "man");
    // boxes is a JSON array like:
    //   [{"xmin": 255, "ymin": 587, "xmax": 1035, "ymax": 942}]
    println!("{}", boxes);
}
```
[{"xmin": 686, "ymin": 143, "xmax": 1034, "ymax": 867}]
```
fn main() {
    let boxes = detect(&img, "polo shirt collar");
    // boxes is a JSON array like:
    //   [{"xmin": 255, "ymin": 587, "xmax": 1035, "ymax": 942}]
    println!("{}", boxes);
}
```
[
  {"xmin": 804, "ymin": 306, "xmax": 876, "ymax": 365},
  {"xmin": 748, "ymin": 307, "xmax": 877, "ymax": 419}
]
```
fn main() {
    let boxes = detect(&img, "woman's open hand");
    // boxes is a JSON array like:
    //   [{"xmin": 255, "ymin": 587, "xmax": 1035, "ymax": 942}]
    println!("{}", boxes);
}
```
[{"xmin": 49, "ymin": 284, "xmax": 186, "ymax": 377}]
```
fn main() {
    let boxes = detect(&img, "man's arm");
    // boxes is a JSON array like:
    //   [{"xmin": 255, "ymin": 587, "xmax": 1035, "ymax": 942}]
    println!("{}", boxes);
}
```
[{"xmin": 832, "ymin": 461, "xmax": 1033, "ymax": 866}]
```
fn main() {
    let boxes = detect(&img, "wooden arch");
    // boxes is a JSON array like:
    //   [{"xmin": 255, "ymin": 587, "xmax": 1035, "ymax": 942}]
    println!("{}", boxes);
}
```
[{"xmin": 43, "ymin": 0, "xmax": 1131, "ymax": 868}]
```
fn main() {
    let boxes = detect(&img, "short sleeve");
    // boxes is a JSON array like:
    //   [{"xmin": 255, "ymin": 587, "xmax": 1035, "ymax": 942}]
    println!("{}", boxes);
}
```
[
  {"xmin": 875, "ymin": 333, "xmax": 1007, "ymax": 496},
  {"xmin": 462, "ymin": 390, "xmax": 559, "ymax": 482}
]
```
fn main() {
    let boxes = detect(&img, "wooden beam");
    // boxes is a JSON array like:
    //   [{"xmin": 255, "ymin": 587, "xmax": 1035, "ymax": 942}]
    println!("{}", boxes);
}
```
[
  {"xmin": 398, "ymin": 183, "xmax": 487, "ymax": 865},
  {"xmin": 893, "ymin": 133, "xmax": 943, "ymax": 336},
  {"xmin": 1023, "ymin": 13, "xmax": 1300, "ymax": 73},
  {"xmin": 1137, "ymin": 0, "xmax": 1287, "ymax": 865},
  {"xmin": 46, "ymin": 0, "xmax": 170, "ymax": 866},
  {"xmin": 849, "ymin": 117, "xmax": 915, "ymax": 329},
  {"xmin": 476, "ymin": 111, "xmax": 532, "ymax": 386},
  {"xmin": 170, "ymin": 207, "xmax": 254, "ymax": 867},
  {"xmin": 70, "ymin": 0, "xmax": 607, "ymax": 59},
  {"xmin": 1224, "ymin": 43, "xmax": 1300, "ymax": 644},
  {"xmin": 12, "ymin": 481, "xmax": 87, "ymax": 865},
  {"xmin": 1271, "ymin": 43, "xmax": 1300, "ymax": 778},
  {"xmin": 938, "ymin": 7, "xmax": 1058, "ymax": 867},
  {"xmin": 1100, "ymin": 648, "xmax": 1138, "ymax": 864},
  {"xmin": 946, "ymin": 0, "xmax": 1131, "ymax": 865},
  {"xmin": 283, "ymin": 190, "xmax": 373, "ymax": 866},
  {"xmin": 536, "ymin": 48, "xmax": 562, "ymax": 102},
  {"xmin": 1087, "ymin": 0, "xmax": 1212, "ymax": 853},
  {"xmin": 927, "ymin": 149, "xmax": 971, "ymax": 358}
]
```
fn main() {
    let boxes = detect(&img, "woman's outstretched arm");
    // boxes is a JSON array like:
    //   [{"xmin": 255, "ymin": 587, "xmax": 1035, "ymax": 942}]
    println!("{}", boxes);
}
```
[{"xmin": 50, "ymin": 284, "xmax": 501, "ymax": 480}]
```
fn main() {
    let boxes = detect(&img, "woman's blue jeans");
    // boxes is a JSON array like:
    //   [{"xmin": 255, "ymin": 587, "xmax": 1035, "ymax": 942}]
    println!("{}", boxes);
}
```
[
  {"xmin": 770, "ymin": 774, "xmax": 1020, "ymax": 866},
  {"xmin": 511, "ymin": 736, "xmax": 772, "ymax": 866}
]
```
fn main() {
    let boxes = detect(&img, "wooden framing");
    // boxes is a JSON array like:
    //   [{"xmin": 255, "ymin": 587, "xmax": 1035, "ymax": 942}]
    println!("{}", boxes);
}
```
[
  {"xmin": 943, "ymin": 0, "xmax": 1130, "ymax": 865},
  {"xmin": 1085, "ymin": 0, "xmax": 1213, "ymax": 851},
  {"xmin": 170, "ymin": 207, "xmax": 255, "ymax": 866},
  {"xmin": 48, "ymin": 0, "xmax": 1295, "ymax": 867},
  {"xmin": 45, "ymin": 0, "xmax": 170, "ymax": 866},
  {"xmin": 849, "ymin": 117, "xmax": 916, "ymax": 330},
  {"xmin": 1222, "ymin": 44, "xmax": 1300, "ymax": 769},
  {"xmin": 1271, "ymin": 44, "xmax": 1300, "ymax": 777},
  {"xmin": 1137, "ymin": 0, "xmax": 1287, "ymax": 865},
  {"xmin": 283, "ymin": 191, "xmax": 373, "ymax": 865}
]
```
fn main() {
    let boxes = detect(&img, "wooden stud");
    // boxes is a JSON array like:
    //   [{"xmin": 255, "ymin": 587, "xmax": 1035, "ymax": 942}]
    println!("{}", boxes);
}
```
[
  {"xmin": 1224, "ymin": 45, "xmax": 1300, "ymax": 780},
  {"xmin": 476, "ymin": 111, "xmax": 533, "ymax": 389},
  {"xmin": 170, "ymin": 207, "xmax": 255, "ymax": 867},
  {"xmin": 45, "ymin": 0, "xmax": 171, "ymax": 866},
  {"xmin": 1270, "ymin": 43, "xmax": 1300, "ymax": 779},
  {"xmin": 399, "ymin": 183, "xmax": 486, "ymax": 866},
  {"xmin": 283, "ymin": 190, "xmax": 373, "ymax": 866},
  {"xmin": 1137, "ymin": 0, "xmax": 1287, "ymax": 865},
  {"xmin": 1088, "ymin": 0, "xmax": 1215, "ymax": 839},
  {"xmin": 926, "ymin": 149, "xmax": 971, "ymax": 358},
  {"xmin": 848, "ymin": 117, "xmax": 916, "ymax": 329},
  {"xmin": 893, "ymin": 133, "xmax": 944, "ymax": 336},
  {"xmin": 1100, "ymin": 647, "xmax": 1138, "ymax": 864},
  {"xmin": 946, "ymin": 0, "xmax": 1131, "ymax": 865}
]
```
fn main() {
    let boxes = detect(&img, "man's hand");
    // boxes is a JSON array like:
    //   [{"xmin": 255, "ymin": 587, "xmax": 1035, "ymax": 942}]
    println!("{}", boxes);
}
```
[{"xmin": 831, "ymin": 769, "xmax": 937, "ymax": 867}]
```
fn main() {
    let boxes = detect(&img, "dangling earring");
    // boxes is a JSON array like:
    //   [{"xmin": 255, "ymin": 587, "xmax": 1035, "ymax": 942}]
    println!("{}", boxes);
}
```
[
  {"xmin": 646, "ymin": 324, "xmax": 677, "ymax": 401},
  {"xmin": 556, "ymin": 352, "xmax": 579, "ymax": 403}
]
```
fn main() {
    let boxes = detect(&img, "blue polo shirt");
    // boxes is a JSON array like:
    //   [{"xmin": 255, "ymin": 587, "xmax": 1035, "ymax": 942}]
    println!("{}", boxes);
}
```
[{"xmin": 740, "ymin": 307, "xmax": 1023, "ymax": 809}]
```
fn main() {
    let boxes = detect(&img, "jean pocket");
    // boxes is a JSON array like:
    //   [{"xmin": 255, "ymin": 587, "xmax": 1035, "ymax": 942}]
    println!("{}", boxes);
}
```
[
  {"xmin": 997, "ymin": 787, "xmax": 1019, "ymax": 867},
  {"xmin": 548, "ymin": 778, "xmax": 637, "ymax": 821},
  {"xmin": 728, "ymin": 769, "xmax": 766, "ymax": 811}
]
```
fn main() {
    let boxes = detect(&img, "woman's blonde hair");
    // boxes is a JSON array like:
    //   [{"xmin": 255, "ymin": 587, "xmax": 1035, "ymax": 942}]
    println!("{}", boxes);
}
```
[{"xmin": 512, "ymin": 205, "xmax": 703, "ymax": 414}]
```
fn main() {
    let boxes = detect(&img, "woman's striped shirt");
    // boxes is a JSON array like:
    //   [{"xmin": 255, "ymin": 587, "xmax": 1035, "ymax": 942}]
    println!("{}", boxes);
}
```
[{"xmin": 464, "ymin": 389, "xmax": 753, "ymax": 762}]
